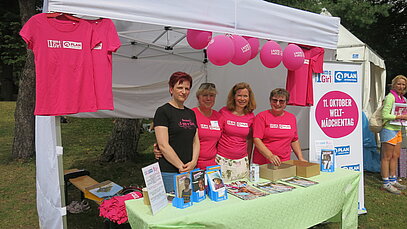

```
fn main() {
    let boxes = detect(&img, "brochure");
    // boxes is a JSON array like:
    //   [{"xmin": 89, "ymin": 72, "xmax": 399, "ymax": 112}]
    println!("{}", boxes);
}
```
[
  {"xmin": 86, "ymin": 180, "xmax": 123, "ymax": 198},
  {"xmin": 225, "ymin": 180, "xmax": 269, "ymax": 200},
  {"xmin": 191, "ymin": 169, "xmax": 206, "ymax": 196},
  {"xmin": 254, "ymin": 181, "xmax": 296, "ymax": 194},
  {"xmin": 281, "ymin": 177, "xmax": 319, "ymax": 187},
  {"xmin": 321, "ymin": 149, "xmax": 335, "ymax": 172},
  {"xmin": 390, "ymin": 103, "xmax": 407, "ymax": 126},
  {"xmin": 206, "ymin": 169, "xmax": 226, "ymax": 197},
  {"xmin": 174, "ymin": 172, "xmax": 192, "ymax": 203}
]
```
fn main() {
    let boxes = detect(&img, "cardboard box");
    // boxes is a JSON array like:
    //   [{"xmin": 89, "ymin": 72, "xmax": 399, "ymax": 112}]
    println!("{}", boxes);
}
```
[
  {"xmin": 259, "ymin": 163, "xmax": 296, "ymax": 181},
  {"xmin": 283, "ymin": 160, "xmax": 320, "ymax": 178}
]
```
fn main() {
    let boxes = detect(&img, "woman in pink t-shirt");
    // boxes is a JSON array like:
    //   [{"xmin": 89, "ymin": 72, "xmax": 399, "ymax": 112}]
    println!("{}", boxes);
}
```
[
  {"xmin": 253, "ymin": 88, "xmax": 306, "ymax": 166},
  {"xmin": 216, "ymin": 82, "xmax": 256, "ymax": 181},
  {"xmin": 154, "ymin": 82, "xmax": 223, "ymax": 170},
  {"xmin": 192, "ymin": 83, "xmax": 224, "ymax": 169}
]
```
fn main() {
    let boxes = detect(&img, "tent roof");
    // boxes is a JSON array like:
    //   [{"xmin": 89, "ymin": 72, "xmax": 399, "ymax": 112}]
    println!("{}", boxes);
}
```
[
  {"xmin": 46, "ymin": 0, "xmax": 340, "ymax": 49},
  {"xmin": 337, "ymin": 25, "xmax": 385, "ymax": 69}
]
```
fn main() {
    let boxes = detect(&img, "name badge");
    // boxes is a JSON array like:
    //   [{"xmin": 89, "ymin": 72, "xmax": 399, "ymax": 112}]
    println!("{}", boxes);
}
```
[{"xmin": 210, "ymin": 121, "xmax": 219, "ymax": 128}]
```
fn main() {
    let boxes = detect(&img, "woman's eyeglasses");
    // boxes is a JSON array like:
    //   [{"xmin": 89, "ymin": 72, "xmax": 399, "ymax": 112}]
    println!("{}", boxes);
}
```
[
  {"xmin": 199, "ymin": 83, "xmax": 216, "ymax": 89},
  {"xmin": 271, "ymin": 99, "xmax": 286, "ymax": 104}
]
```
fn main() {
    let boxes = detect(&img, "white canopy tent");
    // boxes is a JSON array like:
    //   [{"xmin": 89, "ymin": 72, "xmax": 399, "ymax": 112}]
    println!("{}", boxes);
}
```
[
  {"xmin": 38, "ymin": 0, "xmax": 340, "ymax": 228},
  {"xmin": 336, "ymin": 25, "xmax": 386, "ymax": 117}
]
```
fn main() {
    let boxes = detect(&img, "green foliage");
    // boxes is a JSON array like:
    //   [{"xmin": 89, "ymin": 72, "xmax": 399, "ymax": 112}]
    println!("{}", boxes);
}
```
[{"xmin": 0, "ymin": 6, "xmax": 26, "ymax": 68}]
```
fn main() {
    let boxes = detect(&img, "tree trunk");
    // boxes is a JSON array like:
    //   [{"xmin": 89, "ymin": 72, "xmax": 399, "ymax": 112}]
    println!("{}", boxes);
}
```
[
  {"xmin": 12, "ymin": 0, "xmax": 36, "ymax": 159},
  {"xmin": 101, "ymin": 118, "xmax": 143, "ymax": 162}
]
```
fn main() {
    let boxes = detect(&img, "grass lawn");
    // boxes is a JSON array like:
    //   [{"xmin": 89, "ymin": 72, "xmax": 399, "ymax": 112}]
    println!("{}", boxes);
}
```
[{"xmin": 1, "ymin": 101, "xmax": 407, "ymax": 228}]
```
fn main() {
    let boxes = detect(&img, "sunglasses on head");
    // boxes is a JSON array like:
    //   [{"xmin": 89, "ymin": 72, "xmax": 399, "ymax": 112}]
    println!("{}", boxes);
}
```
[
  {"xmin": 199, "ymin": 82, "xmax": 216, "ymax": 89},
  {"xmin": 271, "ymin": 99, "xmax": 286, "ymax": 104}
]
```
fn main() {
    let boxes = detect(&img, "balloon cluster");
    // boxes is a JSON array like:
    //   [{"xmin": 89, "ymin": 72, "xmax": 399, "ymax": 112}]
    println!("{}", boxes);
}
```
[{"xmin": 186, "ymin": 29, "xmax": 304, "ymax": 70}]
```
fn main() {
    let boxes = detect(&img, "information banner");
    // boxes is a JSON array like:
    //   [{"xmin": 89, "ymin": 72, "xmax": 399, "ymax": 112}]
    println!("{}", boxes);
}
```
[{"xmin": 309, "ymin": 61, "xmax": 365, "ymax": 213}]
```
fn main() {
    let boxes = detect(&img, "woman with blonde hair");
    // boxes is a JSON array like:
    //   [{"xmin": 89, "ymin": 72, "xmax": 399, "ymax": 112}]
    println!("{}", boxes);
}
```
[
  {"xmin": 380, "ymin": 75, "xmax": 407, "ymax": 194},
  {"xmin": 216, "ymin": 82, "xmax": 256, "ymax": 181}
]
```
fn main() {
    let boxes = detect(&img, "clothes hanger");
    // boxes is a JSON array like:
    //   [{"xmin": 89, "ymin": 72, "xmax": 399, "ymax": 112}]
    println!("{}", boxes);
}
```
[{"xmin": 46, "ymin": 12, "xmax": 81, "ymax": 22}]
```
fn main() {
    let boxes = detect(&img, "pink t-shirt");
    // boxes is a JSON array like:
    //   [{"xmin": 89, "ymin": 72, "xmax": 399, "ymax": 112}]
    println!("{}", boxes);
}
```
[
  {"xmin": 217, "ymin": 107, "xmax": 255, "ymax": 160},
  {"xmin": 286, "ymin": 45, "xmax": 324, "ymax": 106},
  {"xmin": 192, "ymin": 107, "xmax": 223, "ymax": 169},
  {"xmin": 86, "ymin": 18, "xmax": 121, "ymax": 110},
  {"xmin": 20, "ymin": 13, "xmax": 101, "ymax": 116},
  {"xmin": 252, "ymin": 110, "xmax": 299, "ymax": 165}
]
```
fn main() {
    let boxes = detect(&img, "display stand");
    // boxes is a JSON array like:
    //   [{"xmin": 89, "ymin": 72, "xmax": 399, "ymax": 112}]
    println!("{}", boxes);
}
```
[
  {"xmin": 172, "ymin": 197, "xmax": 193, "ymax": 209},
  {"xmin": 207, "ymin": 188, "xmax": 228, "ymax": 202}
]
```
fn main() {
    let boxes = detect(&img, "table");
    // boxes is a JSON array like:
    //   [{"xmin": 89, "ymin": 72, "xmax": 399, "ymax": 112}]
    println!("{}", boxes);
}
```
[{"xmin": 125, "ymin": 168, "xmax": 360, "ymax": 229}]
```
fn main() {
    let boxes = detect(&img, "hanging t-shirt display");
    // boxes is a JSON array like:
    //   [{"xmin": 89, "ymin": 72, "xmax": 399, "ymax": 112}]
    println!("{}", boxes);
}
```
[
  {"xmin": 86, "ymin": 18, "xmax": 121, "ymax": 110},
  {"xmin": 285, "ymin": 45, "xmax": 324, "ymax": 106},
  {"xmin": 20, "ymin": 13, "xmax": 101, "ymax": 116}
]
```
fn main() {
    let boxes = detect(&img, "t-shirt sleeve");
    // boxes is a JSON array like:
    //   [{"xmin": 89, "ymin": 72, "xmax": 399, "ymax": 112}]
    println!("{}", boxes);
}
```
[
  {"xmin": 153, "ymin": 106, "xmax": 169, "ymax": 127},
  {"xmin": 253, "ymin": 113, "xmax": 265, "ymax": 139},
  {"xmin": 90, "ymin": 25, "xmax": 103, "ymax": 49},
  {"xmin": 106, "ymin": 19, "xmax": 121, "ymax": 52},
  {"xmin": 19, "ymin": 16, "xmax": 36, "ymax": 50},
  {"xmin": 311, "ymin": 47, "xmax": 324, "ymax": 73}
]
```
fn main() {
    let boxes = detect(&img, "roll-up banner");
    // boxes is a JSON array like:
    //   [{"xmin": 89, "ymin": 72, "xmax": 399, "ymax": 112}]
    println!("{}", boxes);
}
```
[{"xmin": 309, "ymin": 61, "xmax": 365, "ymax": 213}]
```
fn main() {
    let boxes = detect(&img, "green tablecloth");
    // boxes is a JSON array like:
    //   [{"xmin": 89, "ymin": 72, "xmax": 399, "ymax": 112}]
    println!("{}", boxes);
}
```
[{"xmin": 125, "ymin": 168, "xmax": 360, "ymax": 229}]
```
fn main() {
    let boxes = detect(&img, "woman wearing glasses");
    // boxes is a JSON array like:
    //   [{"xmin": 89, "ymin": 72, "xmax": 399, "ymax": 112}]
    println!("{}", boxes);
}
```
[
  {"xmin": 216, "ymin": 82, "xmax": 256, "ymax": 181},
  {"xmin": 153, "ymin": 72, "xmax": 200, "ymax": 192},
  {"xmin": 252, "ymin": 88, "xmax": 306, "ymax": 166}
]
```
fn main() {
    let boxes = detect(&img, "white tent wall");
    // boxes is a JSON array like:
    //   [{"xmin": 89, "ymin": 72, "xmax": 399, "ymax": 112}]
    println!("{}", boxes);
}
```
[
  {"xmin": 37, "ymin": 0, "xmax": 340, "ymax": 228},
  {"xmin": 336, "ymin": 25, "xmax": 386, "ymax": 117}
]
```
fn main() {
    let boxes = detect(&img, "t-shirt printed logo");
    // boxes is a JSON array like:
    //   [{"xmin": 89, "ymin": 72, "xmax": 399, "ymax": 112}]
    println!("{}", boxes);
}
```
[
  {"xmin": 269, "ymin": 124, "xmax": 279, "ymax": 129},
  {"xmin": 94, "ymin": 42, "xmax": 103, "ymax": 50},
  {"xmin": 279, "ymin": 124, "xmax": 291, "ymax": 129},
  {"xmin": 63, "ymin": 41, "xmax": 83, "ymax": 50},
  {"xmin": 47, "ymin": 40, "xmax": 61, "ymax": 48},
  {"xmin": 178, "ymin": 119, "xmax": 196, "ymax": 129},
  {"xmin": 227, "ymin": 120, "xmax": 236, "ymax": 126},
  {"xmin": 237, "ymin": 122, "xmax": 248, "ymax": 128},
  {"xmin": 200, "ymin": 124, "xmax": 209, "ymax": 129},
  {"xmin": 269, "ymin": 124, "xmax": 291, "ymax": 129}
]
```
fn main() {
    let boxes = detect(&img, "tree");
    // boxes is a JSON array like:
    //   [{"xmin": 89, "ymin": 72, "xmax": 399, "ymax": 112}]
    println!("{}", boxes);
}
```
[
  {"xmin": 11, "ymin": 0, "xmax": 37, "ymax": 159},
  {"xmin": 101, "ymin": 118, "xmax": 144, "ymax": 162},
  {"xmin": 0, "ymin": 1, "xmax": 26, "ymax": 101}
]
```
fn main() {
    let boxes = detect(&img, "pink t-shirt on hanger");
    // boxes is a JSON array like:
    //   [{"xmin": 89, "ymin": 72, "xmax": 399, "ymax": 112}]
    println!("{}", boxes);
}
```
[
  {"xmin": 286, "ymin": 45, "xmax": 324, "ymax": 106},
  {"xmin": 20, "ymin": 13, "xmax": 101, "ymax": 116},
  {"xmin": 192, "ymin": 107, "xmax": 223, "ymax": 169},
  {"xmin": 252, "ymin": 110, "xmax": 299, "ymax": 165},
  {"xmin": 217, "ymin": 107, "xmax": 255, "ymax": 160},
  {"xmin": 86, "ymin": 18, "xmax": 121, "ymax": 110}
]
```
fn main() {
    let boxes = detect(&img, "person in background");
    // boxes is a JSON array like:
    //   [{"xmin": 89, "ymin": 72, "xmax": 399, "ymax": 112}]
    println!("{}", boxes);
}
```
[
  {"xmin": 380, "ymin": 75, "xmax": 407, "ymax": 194},
  {"xmin": 153, "ymin": 72, "xmax": 199, "ymax": 193},
  {"xmin": 154, "ymin": 82, "xmax": 223, "ymax": 170},
  {"xmin": 216, "ymin": 82, "xmax": 256, "ymax": 181},
  {"xmin": 253, "ymin": 88, "xmax": 306, "ymax": 166}
]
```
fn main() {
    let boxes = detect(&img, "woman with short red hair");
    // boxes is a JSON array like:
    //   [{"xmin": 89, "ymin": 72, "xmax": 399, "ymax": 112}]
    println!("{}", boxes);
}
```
[{"xmin": 154, "ymin": 72, "xmax": 200, "ymax": 193}]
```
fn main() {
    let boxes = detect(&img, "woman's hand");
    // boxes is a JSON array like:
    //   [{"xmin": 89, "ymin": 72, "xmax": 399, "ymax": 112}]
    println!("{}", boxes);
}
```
[
  {"xmin": 153, "ymin": 143, "xmax": 163, "ymax": 159},
  {"xmin": 180, "ymin": 161, "xmax": 197, "ymax": 173},
  {"xmin": 268, "ymin": 154, "xmax": 281, "ymax": 166}
]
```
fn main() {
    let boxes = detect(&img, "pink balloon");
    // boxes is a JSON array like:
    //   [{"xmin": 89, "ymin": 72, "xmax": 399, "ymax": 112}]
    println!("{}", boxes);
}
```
[
  {"xmin": 206, "ymin": 35, "xmax": 235, "ymax": 66},
  {"xmin": 283, "ymin": 44, "xmax": 305, "ymax": 71},
  {"xmin": 186, "ymin": 29, "xmax": 212, "ymax": 49},
  {"xmin": 230, "ymin": 35, "xmax": 251, "ymax": 65},
  {"xmin": 243, "ymin": 36, "xmax": 260, "ymax": 59},
  {"xmin": 260, "ymin": 40, "xmax": 283, "ymax": 68}
]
